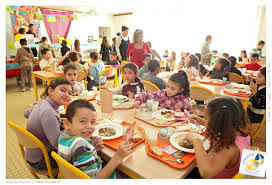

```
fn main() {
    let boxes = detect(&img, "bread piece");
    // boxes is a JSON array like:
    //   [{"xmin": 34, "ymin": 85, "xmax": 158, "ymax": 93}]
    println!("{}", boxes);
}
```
[{"xmin": 150, "ymin": 146, "xmax": 163, "ymax": 157}]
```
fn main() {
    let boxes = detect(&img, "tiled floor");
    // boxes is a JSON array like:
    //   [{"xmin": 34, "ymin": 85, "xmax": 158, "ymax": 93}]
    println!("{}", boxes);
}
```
[{"xmin": 5, "ymin": 77, "xmax": 266, "ymax": 179}]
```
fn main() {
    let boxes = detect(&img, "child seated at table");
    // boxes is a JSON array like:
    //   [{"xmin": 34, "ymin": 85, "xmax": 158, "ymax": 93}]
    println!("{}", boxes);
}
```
[
  {"xmin": 162, "ymin": 50, "xmax": 169, "ymax": 58},
  {"xmin": 208, "ymin": 58, "xmax": 231, "ymax": 80},
  {"xmin": 142, "ymin": 59, "xmax": 166, "ymax": 90},
  {"xmin": 38, "ymin": 37, "xmax": 55, "ymax": 61},
  {"xmin": 61, "ymin": 40, "xmax": 71, "ymax": 66},
  {"xmin": 182, "ymin": 54, "xmax": 200, "ymax": 77},
  {"xmin": 185, "ymin": 97, "xmax": 250, "ymax": 179},
  {"xmin": 104, "ymin": 52, "xmax": 120, "ymax": 80},
  {"xmin": 241, "ymin": 53, "xmax": 262, "ymax": 71},
  {"xmin": 134, "ymin": 70, "xmax": 192, "ymax": 112},
  {"xmin": 238, "ymin": 50, "xmax": 248, "ymax": 63},
  {"xmin": 68, "ymin": 52, "xmax": 88, "ymax": 73},
  {"xmin": 58, "ymin": 99, "xmax": 131, "ymax": 179},
  {"xmin": 113, "ymin": 63, "xmax": 145, "ymax": 99},
  {"xmin": 39, "ymin": 48, "xmax": 68, "ymax": 70},
  {"xmin": 247, "ymin": 67, "xmax": 266, "ymax": 123},
  {"xmin": 195, "ymin": 53, "xmax": 208, "ymax": 76},
  {"xmin": 165, "ymin": 51, "xmax": 176, "ymax": 71},
  {"xmin": 87, "ymin": 51, "xmax": 106, "ymax": 90},
  {"xmin": 228, "ymin": 56, "xmax": 242, "ymax": 76},
  {"xmin": 63, "ymin": 64, "xmax": 85, "ymax": 93},
  {"xmin": 221, "ymin": 53, "xmax": 229, "ymax": 59},
  {"xmin": 15, "ymin": 38, "xmax": 35, "ymax": 92},
  {"xmin": 139, "ymin": 53, "xmax": 151, "ymax": 78}
]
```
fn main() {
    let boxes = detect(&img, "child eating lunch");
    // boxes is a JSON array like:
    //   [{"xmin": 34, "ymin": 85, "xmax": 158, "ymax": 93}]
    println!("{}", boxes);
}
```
[
  {"xmin": 113, "ymin": 63, "xmax": 145, "ymax": 99},
  {"xmin": 58, "ymin": 99, "xmax": 131, "ymax": 179},
  {"xmin": 208, "ymin": 58, "xmax": 231, "ymax": 80},
  {"xmin": 134, "ymin": 70, "xmax": 192, "ymax": 112},
  {"xmin": 39, "ymin": 48, "xmax": 68, "ymax": 70},
  {"xmin": 63, "ymin": 64, "xmax": 85, "ymax": 93},
  {"xmin": 185, "ymin": 97, "xmax": 250, "ymax": 179}
]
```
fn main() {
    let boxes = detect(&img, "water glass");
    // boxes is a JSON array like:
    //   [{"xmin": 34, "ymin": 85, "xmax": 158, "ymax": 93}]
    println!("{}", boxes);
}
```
[
  {"xmin": 222, "ymin": 77, "xmax": 227, "ymax": 83},
  {"xmin": 152, "ymin": 101, "xmax": 159, "ymax": 112},
  {"xmin": 158, "ymin": 128, "xmax": 169, "ymax": 146}
]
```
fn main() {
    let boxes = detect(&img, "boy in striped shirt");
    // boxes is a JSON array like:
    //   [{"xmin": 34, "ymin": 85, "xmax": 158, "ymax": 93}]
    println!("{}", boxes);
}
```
[{"xmin": 58, "ymin": 99, "xmax": 131, "ymax": 178}]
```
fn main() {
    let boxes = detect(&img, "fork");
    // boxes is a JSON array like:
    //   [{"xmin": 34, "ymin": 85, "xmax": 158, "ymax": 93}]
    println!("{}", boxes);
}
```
[{"xmin": 184, "ymin": 109, "xmax": 202, "ymax": 130}]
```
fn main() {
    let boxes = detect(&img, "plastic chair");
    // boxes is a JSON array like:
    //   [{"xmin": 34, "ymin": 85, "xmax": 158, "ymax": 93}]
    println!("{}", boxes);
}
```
[
  {"xmin": 249, "ymin": 111, "xmax": 266, "ymax": 143},
  {"xmin": 98, "ymin": 66, "xmax": 116, "ymax": 91},
  {"xmin": 77, "ymin": 70, "xmax": 88, "ymax": 90},
  {"xmin": 259, "ymin": 58, "xmax": 266, "ymax": 67},
  {"xmin": 190, "ymin": 85, "xmax": 216, "ymax": 116},
  {"xmin": 51, "ymin": 151, "xmax": 91, "ymax": 179},
  {"xmin": 164, "ymin": 59, "xmax": 176, "ymax": 72},
  {"xmin": 229, "ymin": 72, "xmax": 244, "ymax": 84},
  {"xmin": 7, "ymin": 121, "xmax": 58, "ymax": 179},
  {"xmin": 142, "ymin": 80, "xmax": 160, "ymax": 93},
  {"xmin": 119, "ymin": 60, "xmax": 129, "ymax": 84}
]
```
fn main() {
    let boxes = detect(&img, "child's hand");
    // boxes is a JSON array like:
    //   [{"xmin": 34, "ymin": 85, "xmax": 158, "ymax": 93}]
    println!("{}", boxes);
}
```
[
  {"xmin": 92, "ymin": 136, "xmax": 104, "ymax": 152},
  {"xmin": 115, "ymin": 140, "xmax": 131, "ymax": 159},
  {"xmin": 189, "ymin": 114, "xmax": 207, "ymax": 126},
  {"xmin": 185, "ymin": 133, "xmax": 199, "ymax": 143},
  {"xmin": 133, "ymin": 101, "xmax": 140, "ymax": 108},
  {"xmin": 127, "ymin": 91, "xmax": 135, "ymax": 99},
  {"xmin": 174, "ymin": 105, "xmax": 181, "ymax": 112},
  {"xmin": 250, "ymin": 82, "xmax": 258, "ymax": 94}
]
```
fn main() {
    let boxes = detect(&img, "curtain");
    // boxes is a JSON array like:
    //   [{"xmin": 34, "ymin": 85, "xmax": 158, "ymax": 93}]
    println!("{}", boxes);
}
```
[
  {"xmin": 40, "ymin": 8, "xmax": 73, "ymax": 43},
  {"xmin": 253, "ymin": 6, "xmax": 266, "ymax": 56}
]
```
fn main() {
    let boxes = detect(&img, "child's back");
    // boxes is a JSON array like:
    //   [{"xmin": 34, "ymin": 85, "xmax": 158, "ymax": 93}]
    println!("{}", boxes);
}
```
[{"xmin": 90, "ymin": 61, "xmax": 106, "ymax": 84}]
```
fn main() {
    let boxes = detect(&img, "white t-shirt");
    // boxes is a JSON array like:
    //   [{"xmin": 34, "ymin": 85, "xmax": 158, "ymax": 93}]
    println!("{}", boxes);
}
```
[{"xmin": 39, "ymin": 58, "xmax": 58, "ymax": 70}]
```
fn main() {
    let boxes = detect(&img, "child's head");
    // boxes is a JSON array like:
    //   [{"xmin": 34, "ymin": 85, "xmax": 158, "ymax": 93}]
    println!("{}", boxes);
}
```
[
  {"xmin": 184, "ymin": 54, "xmax": 200, "ymax": 70},
  {"xmin": 167, "ymin": 70, "xmax": 190, "ymax": 97},
  {"xmin": 90, "ymin": 51, "xmax": 99, "ymax": 62},
  {"xmin": 74, "ymin": 39, "xmax": 80, "ymax": 51},
  {"xmin": 257, "ymin": 40, "xmax": 265, "ymax": 50},
  {"xmin": 41, "ymin": 48, "xmax": 51, "ymax": 60},
  {"xmin": 240, "ymin": 50, "xmax": 247, "ymax": 58},
  {"xmin": 41, "ymin": 37, "xmax": 48, "ymax": 44},
  {"xmin": 19, "ymin": 39, "xmax": 27, "ymax": 46},
  {"xmin": 228, "ymin": 56, "xmax": 237, "ymax": 68},
  {"xmin": 221, "ymin": 53, "xmax": 229, "ymax": 59},
  {"xmin": 171, "ymin": 51, "xmax": 176, "ymax": 59},
  {"xmin": 28, "ymin": 24, "xmax": 35, "ymax": 32},
  {"xmin": 205, "ymin": 97, "xmax": 248, "ymax": 152},
  {"xmin": 68, "ymin": 52, "xmax": 79, "ymax": 63},
  {"xmin": 256, "ymin": 67, "xmax": 266, "ymax": 86},
  {"xmin": 214, "ymin": 58, "xmax": 230, "ymax": 72},
  {"xmin": 195, "ymin": 53, "xmax": 201, "ymax": 62},
  {"xmin": 19, "ymin": 28, "xmax": 26, "ymax": 35},
  {"xmin": 148, "ymin": 60, "xmax": 161, "ymax": 75},
  {"xmin": 143, "ymin": 53, "xmax": 151, "ymax": 67},
  {"xmin": 205, "ymin": 35, "xmax": 212, "ymax": 44},
  {"xmin": 40, "ymin": 78, "xmax": 72, "ymax": 105},
  {"xmin": 64, "ymin": 64, "xmax": 78, "ymax": 85},
  {"xmin": 61, "ymin": 40, "xmax": 67, "ymax": 47},
  {"xmin": 109, "ymin": 52, "xmax": 117, "ymax": 62},
  {"xmin": 64, "ymin": 99, "xmax": 97, "ymax": 139},
  {"xmin": 250, "ymin": 53, "xmax": 259, "ymax": 65},
  {"xmin": 164, "ymin": 50, "xmax": 168, "ymax": 56},
  {"xmin": 123, "ymin": 63, "xmax": 139, "ymax": 83}
]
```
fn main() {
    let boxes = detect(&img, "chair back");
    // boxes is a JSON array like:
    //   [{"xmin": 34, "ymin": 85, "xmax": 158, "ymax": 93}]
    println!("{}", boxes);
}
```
[
  {"xmin": 251, "ymin": 111, "xmax": 266, "ymax": 142},
  {"xmin": 120, "ymin": 60, "xmax": 129, "ymax": 83},
  {"xmin": 99, "ymin": 67, "xmax": 116, "ymax": 90},
  {"xmin": 190, "ymin": 85, "xmax": 216, "ymax": 101},
  {"xmin": 51, "ymin": 151, "xmax": 91, "ymax": 179},
  {"xmin": 77, "ymin": 70, "xmax": 87, "ymax": 90},
  {"xmin": 259, "ymin": 58, "xmax": 266, "ymax": 67},
  {"xmin": 7, "ymin": 121, "xmax": 56, "ymax": 179},
  {"xmin": 142, "ymin": 80, "xmax": 160, "ymax": 93},
  {"xmin": 229, "ymin": 72, "xmax": 244, "ymax": 84},
  {"xmin": 169, "ymin": 59, "xmax": 177, "ymax": 72}
]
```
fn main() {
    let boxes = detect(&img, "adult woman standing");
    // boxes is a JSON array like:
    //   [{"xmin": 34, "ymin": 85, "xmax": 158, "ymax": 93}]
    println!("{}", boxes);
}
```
[
  {"xmin": 126, "ymin": 29, "xmax": 151, "ymax": 68},
  {"xmin": 100, "ymin": 36, "xmax": 111, "ymax": 62}
]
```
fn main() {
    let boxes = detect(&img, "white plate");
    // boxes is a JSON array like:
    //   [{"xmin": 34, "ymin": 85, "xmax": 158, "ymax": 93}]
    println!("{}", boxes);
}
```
[
  {"xmin": 93, "ymin": 123, "xmax": 123, "ymax": 140},
  {"xmin": 153, "ymin": 109, "xmax": 175, "ymax": 121},
  {"xmin": 226, "ymin": 88, "xmax": 251, "ymax": 95},
  {"xmin": 210, "ymin": 79, "xmax": 223, "ymax": 84},
  {"xmin": 234, "ymin": 84, "xmax": 250, "ymax": 90},
  {"xmin": 170, "ymin": 132, "xmax": 210, "ymax": 153}
]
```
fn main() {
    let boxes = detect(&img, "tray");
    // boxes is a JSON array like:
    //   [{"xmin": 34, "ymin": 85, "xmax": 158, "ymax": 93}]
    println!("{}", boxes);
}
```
[
  {"xmin": 145, "ymin": 130, "xmax": 196, "ymax": 169},
  {"xmin": 101, "ymin": 121, "xmax": 146, "ymax": 151},
  {"xmin": 223, "ymin": 89, "xmax": 251, "ymax": 98},
  {"xmin": 199, "ymin": 79, "xmax": 228, "ymax": 86},
  {"xmin": 134, "ymin": 112, "xmax": 187, "ymax": 127}
]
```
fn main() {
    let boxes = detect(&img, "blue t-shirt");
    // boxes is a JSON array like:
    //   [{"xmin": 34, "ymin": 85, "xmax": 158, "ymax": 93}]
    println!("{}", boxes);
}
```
[
  {"xmin": 89, "ymin": 61, "xmax": 106, "ymax": 84},
  {"xmin": 139, "ymin": 65, "xmax": 149, "ymax": 79}
]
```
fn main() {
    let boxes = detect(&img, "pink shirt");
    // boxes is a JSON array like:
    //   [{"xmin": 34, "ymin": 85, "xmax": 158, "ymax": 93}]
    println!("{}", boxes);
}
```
[
  {"xmin": 135, "ymin": 89, "xmax": 192, "ymax": 113},
  {"xmin": 126, "ymin": 42, "xmax": 151, "ymax": 68},
  {"xmin": 213, "ymin": 131, "xmax": 250, "ymax": 179}
]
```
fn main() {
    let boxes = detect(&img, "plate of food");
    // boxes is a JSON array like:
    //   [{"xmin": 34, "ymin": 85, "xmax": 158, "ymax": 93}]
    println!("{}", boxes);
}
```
[
  {"xmin": 93, "ymin": 123, "xmax": 123, "ymax": 140},
  {"xmin": 234, "ymin": 84, "xmax": 250, "ymax": 90},
  {"xmin": 210, "ymin": 79, "xmax": 224, "ymax": 84},
  {"xmin": 169, "ymin": 132, "xmax": 210, "ymax": 153},
  {"xmin": 97, "ymin": 95, "xmax": 129, "ymax": 103},
  {"xmin": 153, "ymin": 109, "xmax": 175, "ymax": 121},
  {"xmin": 228, "ymin": 89, "xmax": 251, "ymax": 95}
]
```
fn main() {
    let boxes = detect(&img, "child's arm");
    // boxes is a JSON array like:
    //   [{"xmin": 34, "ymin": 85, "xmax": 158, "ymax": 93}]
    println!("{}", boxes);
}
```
[
  {"xmin": 15, "ymin": 50, "xmax": 20, "ymax": 65},
  {"xmin": 134, "ymin": 91, "xmax": 158, "ymax": 104},
  {"xmin": 89, "ymin": 66, "xmax": 98, "ymax": 78},
  {"xmin": 187, "ymin": 134, "xmax": 237, "ymax": 178},
  {"xmin": 97, "ymin": 141, "xmax": 131, "ymax": 179},
  {"xmin": 56, "ymin": 51, "xmax": 69, "ymax": 65}
]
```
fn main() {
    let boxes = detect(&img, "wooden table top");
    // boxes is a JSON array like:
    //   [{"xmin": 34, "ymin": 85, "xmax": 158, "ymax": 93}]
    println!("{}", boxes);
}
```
[
  {"xmin": 92, "ymin": 101, "xmax": 196, "ymax": 179},
  {"xmin": 32, "ymin": 71, "xmax": 63, "ymax": 79}
]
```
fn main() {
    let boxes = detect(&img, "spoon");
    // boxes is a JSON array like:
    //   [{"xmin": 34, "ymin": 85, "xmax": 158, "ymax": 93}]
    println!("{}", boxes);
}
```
[
  {"xmin": 184, "ymin": 109, "xmax": 202, "ymax": 130},
  {"xmin": 161, "ymin": 158, "xmax": 184, "ymax": 164}
]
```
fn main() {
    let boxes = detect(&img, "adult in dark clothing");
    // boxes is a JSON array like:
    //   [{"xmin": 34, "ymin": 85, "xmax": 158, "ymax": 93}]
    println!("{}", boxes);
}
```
[
  {"xmin": 26, "ymin": 24, "xmax": 38, "ymax": 57},
  {"xmin": 100, "ymin": 36, "xmax": 111, "ymax": 61},
  {"xmin": 115, "ymin": 25, "xmax": 129, "ymax": 61},
  {"xmin": 228, "ymin": 56, "xmax": 242, "ymax": 76},
  {"xmin": 61, "ymin": 40, "xmax": 70, "ymax": 66}
]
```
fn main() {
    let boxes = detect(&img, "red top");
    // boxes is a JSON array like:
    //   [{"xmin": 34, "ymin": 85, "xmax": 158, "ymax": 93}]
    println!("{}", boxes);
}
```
[
  {"xmin": 242, "ymin": 63, "xmax": 262, "ymax": 71},
  {"xmin": 126, "ymin": 42, "xmax": 151, "ymax": 68}
]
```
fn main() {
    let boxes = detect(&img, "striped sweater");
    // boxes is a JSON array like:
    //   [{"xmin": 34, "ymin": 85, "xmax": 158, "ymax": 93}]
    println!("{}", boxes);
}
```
[{"xmin": 58, "ymin": 130, "xmax": 102, "ymax": 178}]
